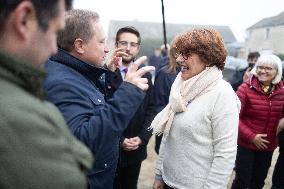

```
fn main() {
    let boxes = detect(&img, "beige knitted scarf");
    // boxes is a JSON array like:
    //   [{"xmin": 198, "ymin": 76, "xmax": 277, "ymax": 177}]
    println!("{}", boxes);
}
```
[{"xmin": 151, "ymin": 66, "xmax": 223, "ymax": 136}]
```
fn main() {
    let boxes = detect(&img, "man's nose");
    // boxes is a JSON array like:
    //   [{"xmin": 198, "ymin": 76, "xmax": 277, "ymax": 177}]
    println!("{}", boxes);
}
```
[{"xmin": 125, "ymin": 44, "xmax": 131, "ymax": 50}]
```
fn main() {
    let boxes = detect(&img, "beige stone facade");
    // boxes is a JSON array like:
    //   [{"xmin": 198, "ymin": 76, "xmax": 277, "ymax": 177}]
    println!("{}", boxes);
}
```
[
  {"xmin": 245, "ymin": 10, "xmax": 284, "ymax": 57},
  {"xmin": 246, "ymin": 26, "xmax": 284, "ymax": 55}
]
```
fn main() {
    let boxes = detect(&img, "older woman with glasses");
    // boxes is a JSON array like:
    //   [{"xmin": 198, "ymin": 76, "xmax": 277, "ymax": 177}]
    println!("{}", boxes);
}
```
[
  {"xmin": 231, "ymin": 54, "xmax": 284, "ymax": 189},
  {"xmin": 151, "ymin": 28, "xmax": 240, "ymax": 189}
]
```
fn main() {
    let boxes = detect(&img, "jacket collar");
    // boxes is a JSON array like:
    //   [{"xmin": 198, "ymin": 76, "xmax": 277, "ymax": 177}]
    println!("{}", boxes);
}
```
[
  {"xmin": 0, "ymin": 51, "xmax": 45, "ymax": 98},
  {"xmin": 50, "ymin": 48, "xmax": 106, "ymax": 82},
  {"xmin": 248, "ymin": 75, "xmax": 284, "ymax": 95}
]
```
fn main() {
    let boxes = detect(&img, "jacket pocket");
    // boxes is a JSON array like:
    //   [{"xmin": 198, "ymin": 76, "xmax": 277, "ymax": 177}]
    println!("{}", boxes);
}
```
[
  {"xmin": 88, "ymin": 148, "xmax": 118, "ymax": 175},
  {"xmin": 89, "ymin": 160, "xmax": 107, "ymax": 175},
  {"xmin": 87, "ymin": 150, "xmax": 118, "ymax": 188},
  {"xmin": 89, "ymin": 95, "xmax": 104, "ymax": 106}
]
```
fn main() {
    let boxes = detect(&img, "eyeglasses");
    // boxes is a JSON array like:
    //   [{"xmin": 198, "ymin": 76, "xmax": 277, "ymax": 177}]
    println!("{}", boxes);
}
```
[
  {"xmin": 117, "ymin": 41, "xmax": 139, "ymax": 48},
  {"xmin": 175, "ymin": 53, "xmax": 191, "ymax": 61},
  {"xmin": 256, "ymin": 66, "xmax": 275, "ymax": 72}
]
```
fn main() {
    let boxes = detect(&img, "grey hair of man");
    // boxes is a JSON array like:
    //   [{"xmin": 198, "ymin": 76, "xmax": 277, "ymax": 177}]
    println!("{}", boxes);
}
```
[
  {"xmin": 251, "ymin": 54, "xmax": 283, "ymax": 84},
  {"xmin": 57, "ymin": 9, "xmax": 100, "ymax": 52}
]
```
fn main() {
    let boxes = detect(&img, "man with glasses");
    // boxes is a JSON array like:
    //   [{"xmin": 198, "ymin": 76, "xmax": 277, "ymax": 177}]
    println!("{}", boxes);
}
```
[{"xmin": 109, "ymin": 26, "xmax": 155, "ymax": 189}]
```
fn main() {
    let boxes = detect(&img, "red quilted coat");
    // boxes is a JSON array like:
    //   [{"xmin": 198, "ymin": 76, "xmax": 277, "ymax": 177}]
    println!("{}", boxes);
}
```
[{"xmin": 236, "ymin": 75, "xmax": 284, "ymax": 151}]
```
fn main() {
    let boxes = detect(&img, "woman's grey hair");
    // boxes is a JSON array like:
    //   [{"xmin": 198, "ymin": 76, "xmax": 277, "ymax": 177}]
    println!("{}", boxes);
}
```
[
  {"xmin": 57, "ymin": 9, "xmax": 100, "ymax": 52},
  {"xmin": 251, "ymin": 54, "xmax": 282, "ymax": 84}
]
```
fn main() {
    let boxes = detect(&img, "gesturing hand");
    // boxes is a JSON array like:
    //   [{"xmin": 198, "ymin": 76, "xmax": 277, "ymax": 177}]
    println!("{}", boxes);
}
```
[
  {"xmin": 243, "ymin": 67, "xmax": 252, "ymax": 82},
  {"xmin": 124, "ymin": 56, "xmax": 155, "ymax": 91},
  {"xmin": 252, "ymin": 134, "xmax": 270, "ymax": 150},
  {"xmin": 106, "ymin": 48, "xmax": 128, "ymax": 72}
]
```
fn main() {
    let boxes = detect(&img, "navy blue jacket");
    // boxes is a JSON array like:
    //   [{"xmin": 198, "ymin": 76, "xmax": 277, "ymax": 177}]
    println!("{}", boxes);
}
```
[{"xmin": 43, "ymin": 49, "xmax": 145, "ymax": 189}]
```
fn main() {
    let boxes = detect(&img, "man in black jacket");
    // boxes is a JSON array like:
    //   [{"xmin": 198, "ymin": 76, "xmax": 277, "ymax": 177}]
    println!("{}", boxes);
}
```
[{"xmin": 109, "ymin": 26, "xmax": 155, "ymax": 189}]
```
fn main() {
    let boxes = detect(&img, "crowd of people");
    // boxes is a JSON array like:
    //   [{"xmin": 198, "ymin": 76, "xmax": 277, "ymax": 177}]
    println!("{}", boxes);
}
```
[{"xmin": 0, "ymin": 1, "xmax": 283, "ymax": 189}]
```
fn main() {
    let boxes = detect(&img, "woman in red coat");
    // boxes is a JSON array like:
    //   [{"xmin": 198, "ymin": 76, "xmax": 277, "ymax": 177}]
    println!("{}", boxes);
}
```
[{"xmin": 232, "ymin": 54, "xmax": 284, "ymax": 189}]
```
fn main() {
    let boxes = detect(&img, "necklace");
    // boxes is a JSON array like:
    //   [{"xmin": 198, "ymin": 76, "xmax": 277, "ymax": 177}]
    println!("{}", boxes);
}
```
[{"xmin": 261, "ymin": 83, "xmax": 274, "ymax": 94}]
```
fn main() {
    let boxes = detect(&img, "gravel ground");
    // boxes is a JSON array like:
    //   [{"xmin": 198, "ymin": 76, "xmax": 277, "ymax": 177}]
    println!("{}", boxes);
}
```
[{"xmin": 138, "ymin": 136, "xmax": 279, "ymax": 189}]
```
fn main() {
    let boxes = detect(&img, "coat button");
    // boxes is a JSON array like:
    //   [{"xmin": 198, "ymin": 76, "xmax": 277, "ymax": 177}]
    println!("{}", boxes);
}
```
[
  {"xmin": 98, "ymin": 99, "xmax": 102, "ymax": 103},
  {"xmin": 104, "ymin": 164, "xmax": 108, "ymax": 168}
]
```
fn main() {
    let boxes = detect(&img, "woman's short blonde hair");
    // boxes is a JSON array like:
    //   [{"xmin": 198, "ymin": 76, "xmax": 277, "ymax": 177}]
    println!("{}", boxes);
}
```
[{"xmin": 174, "ymin": 28, "xmax": 228, "ymax": 70}]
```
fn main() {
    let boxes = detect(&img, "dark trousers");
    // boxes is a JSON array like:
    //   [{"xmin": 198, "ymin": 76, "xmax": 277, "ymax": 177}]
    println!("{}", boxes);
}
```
[
  {"xmin": 231, "ymin": 146, "xmax": 273, "ymax": 189},
  {"xmin": 272, "ymin": 148, "xmax": 284, "ymax": 189},
  {"xmin": 113, "ymin": 163, "xmax": 141, "ymax": 189}
]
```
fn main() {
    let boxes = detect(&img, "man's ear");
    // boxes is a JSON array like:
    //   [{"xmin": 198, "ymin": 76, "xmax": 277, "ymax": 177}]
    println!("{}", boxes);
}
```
[
  {"xmin": 12, "ymin": 1, "xmax": 37, "ymax": 40},
  {"xmin": 73, "ymin": 38, "xmax": 85, "ymax": 54}
]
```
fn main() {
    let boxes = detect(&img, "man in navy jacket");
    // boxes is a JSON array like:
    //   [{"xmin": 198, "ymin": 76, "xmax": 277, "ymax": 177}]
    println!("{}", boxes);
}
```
[{"xmin": 43, "ymin": 9, "xmax": 154, "ymax": 189}]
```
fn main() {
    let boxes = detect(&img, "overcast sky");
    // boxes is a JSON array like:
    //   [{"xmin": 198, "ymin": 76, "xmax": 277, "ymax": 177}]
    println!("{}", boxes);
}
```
[{"xmin": 74, "ymin": 0, "xmax": 284, "ymax": 42}]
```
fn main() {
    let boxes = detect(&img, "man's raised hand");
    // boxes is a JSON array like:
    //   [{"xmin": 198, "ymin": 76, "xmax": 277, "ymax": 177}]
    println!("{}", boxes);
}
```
[{"xmin": 125, "ymin": 56, "xmax": 155, "ymax": 91}]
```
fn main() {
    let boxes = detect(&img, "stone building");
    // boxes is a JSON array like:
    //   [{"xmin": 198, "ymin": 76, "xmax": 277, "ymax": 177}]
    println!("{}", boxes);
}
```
[{"xmin": 245, "ymin": 11, "xmax": 284, "ymax": 56}]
